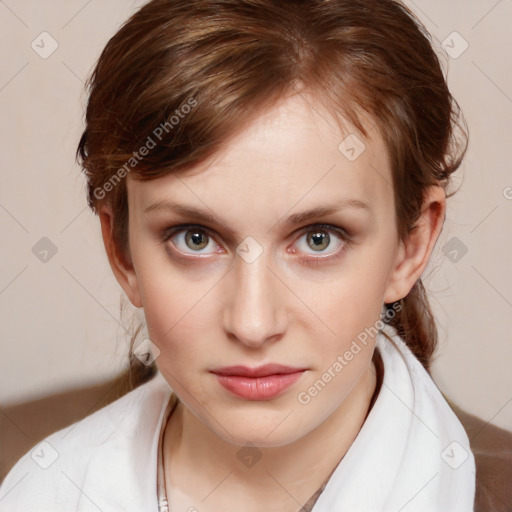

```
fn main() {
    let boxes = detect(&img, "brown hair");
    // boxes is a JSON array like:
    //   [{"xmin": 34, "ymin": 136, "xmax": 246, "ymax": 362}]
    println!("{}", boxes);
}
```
[{"xmin": 77, "ymin": 0, "xmax": 467, "ymax": 390}]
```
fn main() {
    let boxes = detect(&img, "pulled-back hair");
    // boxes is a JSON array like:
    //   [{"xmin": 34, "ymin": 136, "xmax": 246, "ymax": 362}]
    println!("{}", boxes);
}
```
[{"xmin": 77, "ymin": 0, "xmax": 468, "ymax": 390}]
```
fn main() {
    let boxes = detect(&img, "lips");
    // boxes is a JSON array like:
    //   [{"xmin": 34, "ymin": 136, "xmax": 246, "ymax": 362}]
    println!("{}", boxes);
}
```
[
  {"xmin": 210, "ymin": 364, "xmax": 307, "ymax": 400},
  {"xmin": 211, "ymin": 363, "xmax": 305, "ymax": 378}
]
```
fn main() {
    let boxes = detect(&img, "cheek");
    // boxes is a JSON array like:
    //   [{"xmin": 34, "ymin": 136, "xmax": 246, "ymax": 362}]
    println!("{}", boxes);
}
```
[
  {"xmin": 142, "ymin": 284, "xmax": 206, "ymax": 349},
  {"xmin": 138, "ymin": 268, "xmax": 217, "ymax": 368},
  {"xmin": 143, "ymin": 289, "xmax": 211, "ymax": 400},
  {"xmin": 312, "ymin": 268, "xmax": 387, "ymax": 337},
  {"xmin": 301, "ymin": 275, "xmax": 384, "ymax": 412},
  {"xmin": 300, "ymin": 250, "xmax": 392, "ymax": 378}
]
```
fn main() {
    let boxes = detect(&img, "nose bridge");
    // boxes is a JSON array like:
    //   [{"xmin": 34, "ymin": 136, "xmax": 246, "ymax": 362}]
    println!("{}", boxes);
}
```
[{"xmin": 223, "ymin": 251, "xmax": 286, "ymax": 347}]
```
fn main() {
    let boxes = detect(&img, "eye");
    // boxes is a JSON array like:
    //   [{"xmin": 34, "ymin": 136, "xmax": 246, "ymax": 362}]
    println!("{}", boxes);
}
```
[
  {"xmin": 160, "ymin": 222, "xmax": 351, "ymax": 261},
  {"xmin": 162, "ymin": 225, "xmax": 222, "ymax": 256},
  {"xmin": 291, "ymin": 224, "xmax": 350, "ymax": 259}
]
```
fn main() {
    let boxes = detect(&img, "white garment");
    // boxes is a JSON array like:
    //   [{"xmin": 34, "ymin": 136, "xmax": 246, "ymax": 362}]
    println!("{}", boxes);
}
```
[
  {"xmin": 311, "ymin": 324, "xmax": 476, "ymax": 512},
  {"xmin": 0, "ymin": 325, "xmax": 475, "ymax": 511}
]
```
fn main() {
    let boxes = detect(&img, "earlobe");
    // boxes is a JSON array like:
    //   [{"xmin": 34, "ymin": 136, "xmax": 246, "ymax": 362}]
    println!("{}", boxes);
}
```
[
  {"xmin": 383, "ymin": 240, "xmax": 406, "ymax": 304},
  {"xmin": 383, "ymin": 186, "xmax": 446, "ymax": 304},
  {"xmin": 99, "ymin": 204, "xmax": 143, "ymax": 308}
]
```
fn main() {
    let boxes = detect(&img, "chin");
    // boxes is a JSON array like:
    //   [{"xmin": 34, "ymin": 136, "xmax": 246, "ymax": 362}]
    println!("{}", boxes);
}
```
[{"xmin": 209, "ymin": 412, "xmax": 307, "ymax": 448}]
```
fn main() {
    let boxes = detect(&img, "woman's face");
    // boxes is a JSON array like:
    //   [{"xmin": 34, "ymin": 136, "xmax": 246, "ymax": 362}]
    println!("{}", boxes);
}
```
[{"xmin": 123, "ymin": 94, "xmax": 404, "ymax": 447}]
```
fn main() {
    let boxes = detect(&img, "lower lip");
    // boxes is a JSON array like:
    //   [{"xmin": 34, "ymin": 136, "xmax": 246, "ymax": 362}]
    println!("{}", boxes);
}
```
[{"xmin": 213, "ymin": 371, "xmax": 305, "ymax": 400}]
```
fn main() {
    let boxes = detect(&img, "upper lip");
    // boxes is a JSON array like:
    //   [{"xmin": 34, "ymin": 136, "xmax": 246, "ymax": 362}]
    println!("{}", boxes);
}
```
[{"xmin": 210, "ymin": 363, "xmax": 307, "ymax": 378}]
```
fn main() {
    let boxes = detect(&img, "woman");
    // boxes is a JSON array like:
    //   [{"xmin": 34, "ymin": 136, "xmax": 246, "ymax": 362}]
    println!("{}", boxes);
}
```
[{"xmin": 0, "ymin": 0, "xmax": 480, "ymax": 510}]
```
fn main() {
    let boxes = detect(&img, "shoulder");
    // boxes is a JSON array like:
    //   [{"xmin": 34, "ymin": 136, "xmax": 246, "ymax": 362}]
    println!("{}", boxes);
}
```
[
  {"xmin": 0, "ymin": 372, "xmax": 172, "ymax": 512},
  {"xmin": 447, "ymin": 398, "xmax": 512, "ymax": 512}
]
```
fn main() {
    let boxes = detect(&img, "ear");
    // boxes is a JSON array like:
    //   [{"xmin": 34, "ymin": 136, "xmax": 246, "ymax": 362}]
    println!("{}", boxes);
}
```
[
  {"xmin": 99, "ymin": 203, "xmax": 143, "ymax": 308},
  {"xmin": 383, "ymin": 185, "xmax": 446, "ymax": 304}
]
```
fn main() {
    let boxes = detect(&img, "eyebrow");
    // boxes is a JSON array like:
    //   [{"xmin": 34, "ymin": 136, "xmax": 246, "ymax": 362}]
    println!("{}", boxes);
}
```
[{"xmin": 143, "ymin": 199, "xmax": 371, "ymax": 232}]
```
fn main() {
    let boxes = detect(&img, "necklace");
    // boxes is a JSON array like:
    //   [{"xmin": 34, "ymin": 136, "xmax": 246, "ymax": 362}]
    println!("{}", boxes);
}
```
[{"xmin": 157, "ymin": 394, "xmax": 178, "ymax": 512}]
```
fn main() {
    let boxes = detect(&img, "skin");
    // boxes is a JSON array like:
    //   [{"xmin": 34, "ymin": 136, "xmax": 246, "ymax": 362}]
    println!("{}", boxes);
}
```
[{"xmin": 100, "ymin": 93, "xmax": 446, "ymax": 511}]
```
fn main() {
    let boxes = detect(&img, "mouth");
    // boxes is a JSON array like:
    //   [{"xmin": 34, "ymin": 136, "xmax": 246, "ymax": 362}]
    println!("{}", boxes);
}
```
[{"xmin": 209, "ymin": 364, "xmax": 308, "ymax": 400}]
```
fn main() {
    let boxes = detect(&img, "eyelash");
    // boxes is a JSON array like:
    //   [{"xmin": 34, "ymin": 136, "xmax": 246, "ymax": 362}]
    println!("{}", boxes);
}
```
[{"xmin": 159, "ymin": 223, "xmax": 352, "ymax": 265}]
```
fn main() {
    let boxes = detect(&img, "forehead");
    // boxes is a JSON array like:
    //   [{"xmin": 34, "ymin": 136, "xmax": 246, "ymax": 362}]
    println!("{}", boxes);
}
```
[{"xmin": 127, "ymin": 94, "xmax": 394, "ymax": 224}]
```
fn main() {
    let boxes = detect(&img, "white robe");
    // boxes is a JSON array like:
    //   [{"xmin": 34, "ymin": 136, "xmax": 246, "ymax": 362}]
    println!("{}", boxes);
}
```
[{"xmin": 0, "ymin": 324, "xmax": 476, "ymax": 511}]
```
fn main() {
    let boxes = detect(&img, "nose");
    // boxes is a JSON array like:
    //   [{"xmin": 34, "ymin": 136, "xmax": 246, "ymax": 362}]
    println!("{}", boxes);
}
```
[{"xmin": 223, "ymin": 253, "xmax": 288, "ymax": 349}]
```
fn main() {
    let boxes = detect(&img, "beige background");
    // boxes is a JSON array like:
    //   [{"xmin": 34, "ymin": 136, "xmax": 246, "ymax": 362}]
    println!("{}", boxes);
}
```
[{"xmin": 0, "ymin": 0, "xmax": 510, "ymax": 432}]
